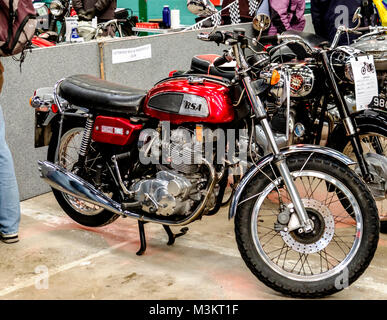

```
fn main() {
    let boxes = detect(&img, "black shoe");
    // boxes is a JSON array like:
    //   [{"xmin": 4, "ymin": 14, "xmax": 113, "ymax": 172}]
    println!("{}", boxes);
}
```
[{"xmin": 0, "ymin": 233, "xmax": 19, "ymax": 244}]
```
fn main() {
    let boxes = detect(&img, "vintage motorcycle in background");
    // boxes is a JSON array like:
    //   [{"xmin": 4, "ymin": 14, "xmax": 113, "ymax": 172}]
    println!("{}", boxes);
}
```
[
  {"xmin": 185, "ymin": 5, "xmax": 387, "ymax": 231},
  {"xmin": 263, "ymin": 9, "xmax": 387, "ymax": 231},
  {"xmin": 29, "ymin": 8, "xmax": 379, "ymax": 297},
  {"xmin": 33, "ymin": 0, "xmax": 138, "ymax": 44},
  {"xmin": 32, "ymin": 0, "xmax": 74, "ymax": 43}
]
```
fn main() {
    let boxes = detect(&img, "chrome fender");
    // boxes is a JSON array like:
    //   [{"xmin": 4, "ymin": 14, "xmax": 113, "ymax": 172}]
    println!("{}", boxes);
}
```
[{"xmin": 228, "ymin": 144, "xmax": 356, "ymax": 220}]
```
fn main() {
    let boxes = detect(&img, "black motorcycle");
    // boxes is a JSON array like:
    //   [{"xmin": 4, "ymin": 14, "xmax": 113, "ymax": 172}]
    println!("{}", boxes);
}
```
[
  {"xmin": 261, "ymin": 16, "xmax": 387, "ymax": 231},
  {"xmin": 115, "ymin": 8, "xmax": 139, "ymax": 37},
  {"xmin": 33, "ymin": 1, "xmax": 58, "ymax": 42}
]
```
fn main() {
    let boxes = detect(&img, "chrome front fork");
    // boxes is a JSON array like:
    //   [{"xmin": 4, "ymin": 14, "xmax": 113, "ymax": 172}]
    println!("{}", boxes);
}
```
[{"xmin": 243, "ymin": 76, "xmax": 313, "ymax": 232}]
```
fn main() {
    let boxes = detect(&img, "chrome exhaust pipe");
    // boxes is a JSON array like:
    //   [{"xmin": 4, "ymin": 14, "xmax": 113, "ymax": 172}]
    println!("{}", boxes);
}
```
[
  {"xmin": 38, "ymin": 159, "xmax": 218, "ymax": 226},
  {"xmin": 38, "ymin": 161, "xmax": 126, "ymax": 216}
]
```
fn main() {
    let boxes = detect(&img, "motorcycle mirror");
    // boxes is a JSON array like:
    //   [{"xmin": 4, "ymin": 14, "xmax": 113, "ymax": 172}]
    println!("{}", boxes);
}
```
[
  {"xmin": 352, "ymin": 7, "xmax": 362, "ymax": 24},
  {"xmin": 253, "ymin": 14, "xmax": 271, "ymax": 32},
  {"xmin": 187, "ymin": 0, "xmax": 218, "ymax": 17}
]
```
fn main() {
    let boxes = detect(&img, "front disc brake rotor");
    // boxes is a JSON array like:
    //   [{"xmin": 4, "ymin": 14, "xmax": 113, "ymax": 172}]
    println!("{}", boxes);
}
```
[{"xmin": 280, "ymin": 199, "xmax": 335, "ymax": 254}]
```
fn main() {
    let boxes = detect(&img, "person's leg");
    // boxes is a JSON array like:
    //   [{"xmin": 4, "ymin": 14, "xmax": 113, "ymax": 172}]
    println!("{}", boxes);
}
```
[{"xmin": 0, "ymin": 105, "xmax": 20, "ymax": 243}]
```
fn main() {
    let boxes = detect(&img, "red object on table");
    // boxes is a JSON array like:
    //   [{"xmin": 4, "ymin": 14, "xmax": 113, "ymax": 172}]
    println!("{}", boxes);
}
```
[{"xmin": 135, "ymin": 22, "xmax": 160, "ymax": 29}]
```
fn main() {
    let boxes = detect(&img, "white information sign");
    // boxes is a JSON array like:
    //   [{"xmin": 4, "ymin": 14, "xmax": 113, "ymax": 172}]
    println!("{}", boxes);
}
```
[
  {"xmin": 350, "ymin": 55, "xmax": 378, "ymax": 111},
  {"xmin": 112, "ymin": 44, "xmax": 152, "ymax": 64}
]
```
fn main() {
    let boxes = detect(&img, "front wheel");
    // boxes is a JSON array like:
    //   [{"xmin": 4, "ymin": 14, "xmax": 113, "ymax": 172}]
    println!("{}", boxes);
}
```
[{"xmin": 235, "ymin": 154, "xmax": 379, "ymax": 298}]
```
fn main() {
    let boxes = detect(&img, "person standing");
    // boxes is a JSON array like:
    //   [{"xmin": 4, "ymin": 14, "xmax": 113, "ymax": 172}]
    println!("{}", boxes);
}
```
[
  {"xmin": 73, "ymin": 0, "xmax": 117, "ymax": 23},
  {"xmin": 268, "ymin": 0, "xmax": 306, "ymax": 35},
  {"xmin": 0, "ymin": 61, "xmax": 20, "ymax": 244},
  {"xmin": 311, "ymin": 0, "xmax": 363, "ymax": 44}
]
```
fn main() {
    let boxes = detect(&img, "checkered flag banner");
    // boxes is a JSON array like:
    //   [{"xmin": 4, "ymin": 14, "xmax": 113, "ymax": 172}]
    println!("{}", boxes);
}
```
[
  {"xmin": 248, "ymin": 0, "xmax": 260, "ymax": 17},
  {"xmin": 184, "ymin": 0, "xmax": 241, "ymax": 31},
  {"xmin": 229, "ymin": 0, "xmax": 241, "ymax": 24},
  {"xmin": 211, "ymin": 11, "xmax": 222, "ymax": 27}
]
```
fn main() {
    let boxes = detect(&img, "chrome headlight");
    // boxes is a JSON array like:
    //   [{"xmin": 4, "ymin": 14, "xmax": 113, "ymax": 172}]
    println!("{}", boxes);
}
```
[
  {"xmin": 288, "ymin": 65, "xmax": 315, "ymax": 97},
  {"xmin": 50, "ymin": 0, "xmax": 64, "ymax": 17}
]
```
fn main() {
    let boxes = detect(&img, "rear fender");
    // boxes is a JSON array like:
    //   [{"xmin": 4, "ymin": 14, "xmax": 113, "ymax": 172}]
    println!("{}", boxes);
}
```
[
  {"xmin": 32, "ymin": 87, "xmax": 86, "ymax": 148},
  {"xmin": 228, "ymin": 145, "xmax": 355, "ymax": 220}
]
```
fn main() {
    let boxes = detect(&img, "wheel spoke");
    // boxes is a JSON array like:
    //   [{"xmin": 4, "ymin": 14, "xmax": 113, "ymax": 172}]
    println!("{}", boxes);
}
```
[{"xmin": 250, "ymin": 167, "xmax": 363, "ymax": 282}]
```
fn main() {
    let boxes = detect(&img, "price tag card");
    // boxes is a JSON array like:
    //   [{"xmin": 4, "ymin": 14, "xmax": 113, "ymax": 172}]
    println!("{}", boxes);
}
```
[
  {"xmin": 350, "ymin": 55, "xmax": 378, "ymax": 111},
  {"xmin": 112, "ymin": 44, "xmax": 152, "ymax": 64}
]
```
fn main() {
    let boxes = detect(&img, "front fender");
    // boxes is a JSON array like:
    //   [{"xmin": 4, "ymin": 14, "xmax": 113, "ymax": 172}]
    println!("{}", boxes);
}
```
[
  {"xmin": 228, "ymin": 144, "xmax": 355, "ymax": 220},
  {"xmin": 328, "ymin": 108, "xmax": 387, "ymax": 150}
]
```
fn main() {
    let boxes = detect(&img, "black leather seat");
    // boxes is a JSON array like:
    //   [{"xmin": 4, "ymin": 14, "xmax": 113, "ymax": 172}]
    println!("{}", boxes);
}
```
[
  {"xmin": 58, "ymin": 74, "xmax": 146, "ymax": 114},
  {"xmin": 190, "ymin": 54, "xmax": 235, "ymax": 80}
]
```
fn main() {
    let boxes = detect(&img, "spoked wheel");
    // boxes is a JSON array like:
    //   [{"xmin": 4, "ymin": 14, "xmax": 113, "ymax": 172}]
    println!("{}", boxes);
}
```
[
  {"xmin": 47, "ymin": 126, "xmax": 120, "ymax": 227},
  {"xmin": 342, "ymin": 131, "xmax": 387, "ymax": 232},
  {"xmin": 235, "ymin": 154, "xmax": 379, "ymax": 298}
]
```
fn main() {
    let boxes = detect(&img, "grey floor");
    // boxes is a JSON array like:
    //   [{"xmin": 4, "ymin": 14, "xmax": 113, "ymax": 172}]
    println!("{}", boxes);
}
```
[{"xmin": 0, "ymin": 192, "xmax": 386, "ymax": 300}]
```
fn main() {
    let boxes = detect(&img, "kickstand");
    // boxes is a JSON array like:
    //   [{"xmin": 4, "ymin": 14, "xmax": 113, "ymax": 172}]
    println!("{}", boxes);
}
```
[
  {"xmin": 163, "ymin": 225, "xmax": 189, "ymax": 246},
  {"xmin": 136, "ymin": 221, "xmax": 148, "ymax": 256}
]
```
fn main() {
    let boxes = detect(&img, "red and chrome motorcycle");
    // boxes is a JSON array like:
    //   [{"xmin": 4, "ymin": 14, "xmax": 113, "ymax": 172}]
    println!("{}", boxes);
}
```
[{"xmin": 30, "ymin": 21, "xmax": 379, "ymax": 297}]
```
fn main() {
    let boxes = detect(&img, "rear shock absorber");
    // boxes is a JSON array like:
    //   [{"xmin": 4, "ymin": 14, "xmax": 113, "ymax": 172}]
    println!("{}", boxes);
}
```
[
  {"xmin": 73, "ymin": 115, "xmax": 95, "ymax": 175},
  {"xmin": 79, "ymin": 116, "xmax": 95, "ymax": 157}
]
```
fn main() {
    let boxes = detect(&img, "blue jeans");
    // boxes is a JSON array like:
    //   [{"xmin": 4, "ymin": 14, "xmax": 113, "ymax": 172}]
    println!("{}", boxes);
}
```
[{"xmin": 0, "ymin": 105, "xmax": 20, "ymax": 235}]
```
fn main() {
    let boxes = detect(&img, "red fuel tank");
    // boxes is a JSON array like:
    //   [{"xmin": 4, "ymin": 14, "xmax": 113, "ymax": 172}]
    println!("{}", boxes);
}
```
[{"xmin": 143, "ymin": 76, "xmax": 235, "ymax": 124}]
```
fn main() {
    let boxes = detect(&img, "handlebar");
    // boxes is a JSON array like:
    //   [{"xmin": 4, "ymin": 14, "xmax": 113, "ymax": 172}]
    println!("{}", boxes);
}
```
[
  {"xmin": 259, "ymin": 35, "xmax": 279, "ymax": 44},
  {"xmin": 197, "ymin": 31, "xmax": 225, "ymax": 44},
  {"xmin": 357, "ymin": 26, "xmax": 371, "ymax": 33}
]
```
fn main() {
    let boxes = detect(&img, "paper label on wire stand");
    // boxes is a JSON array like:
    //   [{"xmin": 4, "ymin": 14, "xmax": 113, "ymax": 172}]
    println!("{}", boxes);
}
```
[
  {"xmin": 112, "ymin": 44, "xmax": 152, "ymax": 64},
  {"xmin": 350, "ymin": 55, "xmax": 378, "ymax": 111}
]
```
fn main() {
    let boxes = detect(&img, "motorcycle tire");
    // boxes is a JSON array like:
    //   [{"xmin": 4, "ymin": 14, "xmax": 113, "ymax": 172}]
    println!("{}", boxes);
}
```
[
  {"xmin": 235, "ymin": 153, "xmax": 379, "ymax": 298},
  {"xmin": 334, "ymin": 126, "xmax": 387, "ymax": 233},
  {"xmin": 47, "ymin": 125, "xmax": 120, "ymax": 227}
]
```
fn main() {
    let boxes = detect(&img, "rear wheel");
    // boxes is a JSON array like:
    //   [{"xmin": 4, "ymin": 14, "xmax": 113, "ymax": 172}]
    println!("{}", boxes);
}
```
[
  {"xmin": 339, "ymin": 128, "xmax": 387, "ymax": 233},
  {"xmin": 47, "ymin": 125, "xmax": 120, "ymax": 227},
  {"xmin": 235, "ymin": 154, "xmax": 379, "ymax": 297}
]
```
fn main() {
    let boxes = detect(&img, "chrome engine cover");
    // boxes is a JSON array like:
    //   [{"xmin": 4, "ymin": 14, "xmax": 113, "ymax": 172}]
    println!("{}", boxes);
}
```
[{"xmin": 130, "ymin": 170, "xmax": 195, "ymax": 216}]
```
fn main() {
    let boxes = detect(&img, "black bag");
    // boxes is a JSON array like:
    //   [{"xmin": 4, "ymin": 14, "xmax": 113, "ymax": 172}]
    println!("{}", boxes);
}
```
[{"xmin": 0, "ymin": 0, "xmax": 37, "ymax": 57}]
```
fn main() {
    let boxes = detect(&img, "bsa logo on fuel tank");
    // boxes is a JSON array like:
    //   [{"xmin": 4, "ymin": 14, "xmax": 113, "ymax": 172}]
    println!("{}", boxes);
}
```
[{"xmin": 179, "ymin": 94, "xmax": 209, "ymax": 117}]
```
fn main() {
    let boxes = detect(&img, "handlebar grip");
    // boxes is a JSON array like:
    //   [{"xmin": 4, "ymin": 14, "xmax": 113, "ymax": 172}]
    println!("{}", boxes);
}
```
[
  {"xmin": 357, "ymin": 26, "xmax": 371, "ymax": 33},
  {"xmin": 259, "ymin": 35, "xmax": 279, "ymax": 44},
  {"xmin": 208, "ymin": 31, "xmax": 224, "ymax": 44}
]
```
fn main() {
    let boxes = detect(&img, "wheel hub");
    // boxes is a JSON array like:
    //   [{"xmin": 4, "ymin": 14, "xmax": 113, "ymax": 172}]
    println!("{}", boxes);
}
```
[{"xmin": 280, "ymin": 199, "xmax": 335, "ymax": 254}]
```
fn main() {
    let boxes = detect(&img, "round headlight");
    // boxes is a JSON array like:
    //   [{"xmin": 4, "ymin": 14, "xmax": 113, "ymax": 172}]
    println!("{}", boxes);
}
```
[{"xmin": 50, "ymin": 0, "xmax": 64, "ymax": 17}]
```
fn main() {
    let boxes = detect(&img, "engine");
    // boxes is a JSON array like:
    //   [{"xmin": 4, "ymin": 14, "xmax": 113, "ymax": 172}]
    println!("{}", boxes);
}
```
[{"xmin": 130, "ymin": 128, "xmax": 211, "ymax": 216}]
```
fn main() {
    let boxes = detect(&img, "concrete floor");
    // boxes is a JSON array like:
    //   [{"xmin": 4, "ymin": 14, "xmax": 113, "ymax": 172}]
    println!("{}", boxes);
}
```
[{"xmin": 0, "ymin": 192, "xmax": 386, "ymax": 300}]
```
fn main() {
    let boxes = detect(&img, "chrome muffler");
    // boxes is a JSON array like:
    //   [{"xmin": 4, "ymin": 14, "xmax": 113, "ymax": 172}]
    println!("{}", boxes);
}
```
[
  {"xmin": 38, "ymin": 160, "xmax": 126, "ymax": 216},
  {"xmin": 38, "ymin": 160, "xmax": 218, "ymax": 226}
]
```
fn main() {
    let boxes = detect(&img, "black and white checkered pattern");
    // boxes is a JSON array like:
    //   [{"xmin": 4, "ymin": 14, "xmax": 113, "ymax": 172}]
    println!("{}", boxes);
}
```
[
  {"xmin": 211, "ymin": 12, "xmax": 222, "ymax": 27},
  {"xmin": 248, "ymin": 0, "xmax": 260, "ymax": 17},
  {"xmin": 229, "ymin": 0, "xmax": 241, "ymax": 24}
]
